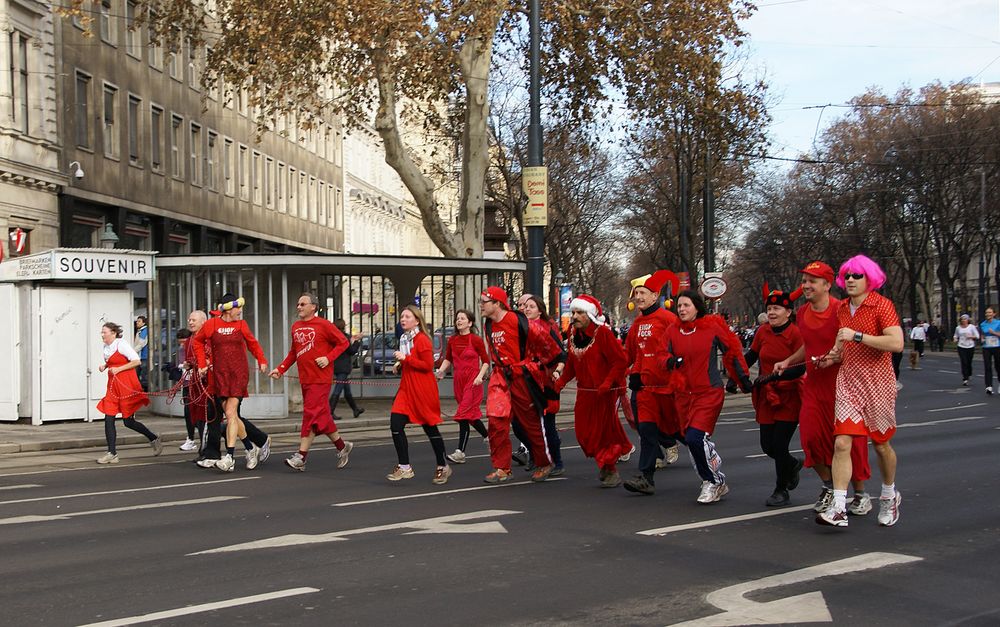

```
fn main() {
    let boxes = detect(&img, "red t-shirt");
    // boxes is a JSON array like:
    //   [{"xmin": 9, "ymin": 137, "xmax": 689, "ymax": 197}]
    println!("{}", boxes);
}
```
[
  {"xmin": 488, "ymin": 311, "xmax": 524, "ymax": 366},
  {"xmin": 445, "ymin": 333, "xmax": 489, "ymax": 364},
  {"xmin": 276, "ymin": 316, "xmax": 349, "ymax": 385},
  {"xmin": 797, "ymin": 298, "xmax": 842, "ymax": 399}
]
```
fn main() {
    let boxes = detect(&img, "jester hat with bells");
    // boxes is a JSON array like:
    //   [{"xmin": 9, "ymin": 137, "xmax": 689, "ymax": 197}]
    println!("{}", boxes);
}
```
[
  {"xmin": 627, "ymin": 270, "xmax": 681, "ymax": 311},
  {"xmin": 761, "ymin": 282, "xmax": 802, "ymax": 309}
]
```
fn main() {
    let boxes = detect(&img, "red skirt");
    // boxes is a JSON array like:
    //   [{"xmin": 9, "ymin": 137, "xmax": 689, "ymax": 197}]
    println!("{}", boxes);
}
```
[{"xmin": 96, "ymin": 352, "xmax": 150, "ymax": 417}]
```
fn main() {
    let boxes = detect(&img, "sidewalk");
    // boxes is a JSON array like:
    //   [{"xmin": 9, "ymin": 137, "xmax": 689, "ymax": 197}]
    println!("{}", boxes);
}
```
[{"xmin": 0, "ymin": 390, "xmax": 755, "ymax": 455}]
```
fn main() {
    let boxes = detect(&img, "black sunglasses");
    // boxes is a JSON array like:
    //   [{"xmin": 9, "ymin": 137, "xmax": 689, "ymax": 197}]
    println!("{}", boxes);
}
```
[{"xmin": 844, "ymin": 273, "xmax": 865, "ymax": 280}]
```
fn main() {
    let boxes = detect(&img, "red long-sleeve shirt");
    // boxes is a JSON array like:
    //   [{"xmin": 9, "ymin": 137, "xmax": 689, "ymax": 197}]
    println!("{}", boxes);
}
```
[
  {"xmin": 664, "ymin": 315, "xmax": 749, "ymax": 391},
  {"xmin": 275, "ymin": 316, "xmax": 349, "ymax": 385},
  {"xmin": 191, "ymin": 318, "xmax": 266, "ymax": 368}
]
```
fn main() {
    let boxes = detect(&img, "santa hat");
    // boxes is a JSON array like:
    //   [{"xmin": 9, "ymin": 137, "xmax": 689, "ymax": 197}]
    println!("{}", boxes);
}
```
[
  {"xmin": 627, "ymin": 269, "xmax": 680, "ymax": 311},
  {"xmin": 570, "ymin": 294, "xmax": 606, "ymax": 325}
]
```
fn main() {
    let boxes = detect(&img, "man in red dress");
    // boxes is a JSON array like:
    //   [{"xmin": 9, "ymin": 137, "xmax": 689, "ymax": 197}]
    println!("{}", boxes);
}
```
[
  {"xmin": 555, "ymin": 294, "xmax": 632, "ymax": 488},
  {"xmin": 269, "ymin": 293, "xmax": 353, "ymax": 472},
  {"xmin": 480, "ymin": 286, "xmax": 566, "ymax": 484}
]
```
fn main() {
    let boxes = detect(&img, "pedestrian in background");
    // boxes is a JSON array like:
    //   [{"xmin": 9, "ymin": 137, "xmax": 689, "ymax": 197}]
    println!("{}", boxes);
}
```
[
  {"xmin": 96, "ymin": 322, "xmax": 161, "ymax": 464},
  {"xmin": 979, "ymin": 307, "xmax": 1000, "ymax": 395},
  {"xmin": 954, "ymin": 314, "xmax": 980, "ymax": 387},
  {"xmin": 927, "ymin": 321, "xmax": 942, "ymax": 352},
  {"xmin": 908, "ymin": 319, "xmax": 926, "ymax": 370},
  {"xmin": 134, "ymin": 315, "xmax": 149, "ymax": 391},
  {"xmin": 330, "ymin": 319, "xmax": 365, "ymax": 419},
  {"xmin": 436, "ymin": 309, "xmax": 490, "ymax": 464}
]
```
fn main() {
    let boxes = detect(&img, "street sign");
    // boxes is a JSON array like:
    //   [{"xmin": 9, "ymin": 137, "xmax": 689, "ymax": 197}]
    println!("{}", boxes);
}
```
[
  {"xmin": 522, "ymin": 166, "xmax": 548, "ymax": 226},
  {"xmin": 701, "ymin": 276, "xmax": 727, "ymax": 299}
]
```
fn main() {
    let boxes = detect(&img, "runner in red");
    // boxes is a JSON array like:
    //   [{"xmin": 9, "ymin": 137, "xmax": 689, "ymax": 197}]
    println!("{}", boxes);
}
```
[
  {"xmin": 775, "ymin": 261, "xmax": 872, "ymax": 516},
  {"xmin": 481, "ymin": 286, "xmax": 566, "ymax": 484},
  {"xmin": 96, "ymin": 321, "xmax": 160, "ymax": 464},
  {"xmin": 815, "ymin": 255, "xmax": 904, "ymax": 529},
  {"xmin": 554, "ymin": 294, "xmax": 633, "ymax": 488},
  {"xmin": 436, "ymin": 309, "xmax": 490, "ymax": 464},
  {"xmin": 269, "ymin": 293, "xmax": 353, "ymax": 472}
]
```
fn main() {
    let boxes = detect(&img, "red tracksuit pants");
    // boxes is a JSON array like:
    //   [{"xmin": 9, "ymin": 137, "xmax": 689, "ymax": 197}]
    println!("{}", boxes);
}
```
[{"xmin": 488, "ymin": 375, "xmax": 552, "ymax": 471}]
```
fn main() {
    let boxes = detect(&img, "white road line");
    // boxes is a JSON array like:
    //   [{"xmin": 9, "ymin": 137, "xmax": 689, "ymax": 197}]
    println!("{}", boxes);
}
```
[
  {"xmin": 928, "ymin": 403, "xmax": 986, "ymax": 412},
  {"xmin": 76, "ymin": 587, "xmax": 321, "ymax": 627},
  {"xmin": 0, "ymin": 496, "xmax": 244, "ymax": 526},
  {"xmin": 637, "ymin": 505, "xmax": 815, "ymax": 536},
  {"xmin": 333, "ymin": 477, "xmax": 568, "ymax": 507},
  {"xmin": 937, "ymin": 369, "xmax": 959, "ymax": 374},
  {"xmin": 0, "ymin": 476, "xmax": 259, "ymax": 506},
  {"xmin": 0, "ymin": 458, "xmax": 201, "ymax": 479},
  {"xmin": 720, "ymin": 410, "xmax": 754, "ymax": 416},
  {"xmin": 898, "ymin": 416, "xmax": 985, "ymax": 428},
  {"xmin": 0, "ymin": 484, "xmax": 42, "ymax": 491},
  {"xmin": 189, "ymin": 510, "xmax": 522, "ymax": 555},
  {"xmin": 747, "ymin": 449, "xmax": 804, "ymax": 459}
]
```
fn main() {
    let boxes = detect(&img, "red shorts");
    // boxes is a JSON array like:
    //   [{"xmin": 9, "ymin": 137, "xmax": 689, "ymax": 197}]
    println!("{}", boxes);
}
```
[
  {"xmin": 300, "ymin": 383, "xmax": 338, "ymax": 437},
  {"xmin": 635, "ymin": 390, "xmax": 679, "ymax": 434}
]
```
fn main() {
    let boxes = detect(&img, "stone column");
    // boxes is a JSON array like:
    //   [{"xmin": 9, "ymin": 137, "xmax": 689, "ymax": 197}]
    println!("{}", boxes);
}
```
[{"xmin": 0, "ymin": 15, "xmax": 14, "ymax": 129}]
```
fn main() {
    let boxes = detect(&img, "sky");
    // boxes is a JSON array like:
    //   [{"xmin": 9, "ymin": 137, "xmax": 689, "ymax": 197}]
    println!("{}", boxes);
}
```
[{"xmin": 741, "ymin": 0, "xmax": 999, "ymax": 162}]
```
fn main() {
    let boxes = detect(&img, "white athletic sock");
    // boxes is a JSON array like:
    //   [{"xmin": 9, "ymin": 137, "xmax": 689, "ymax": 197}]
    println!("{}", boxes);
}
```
[
  {"xmin": 880, "ymin": 483, "xmax": 896, "ymax": 499},
  {"xmin": 399, "ymin": 464, "xmax": 412, "ymax": 471},
  {"xmin": 833, "ymin": 489, "xmax": 848, "ymax": 512}
]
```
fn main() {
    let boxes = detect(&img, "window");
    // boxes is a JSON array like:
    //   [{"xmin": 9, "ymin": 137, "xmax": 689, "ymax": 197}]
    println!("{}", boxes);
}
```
[
  {"xmin": 299, "ymin": 172, "xmax": 307, "ymax": 218},
  {"xmin": 170, "ymin": 114, "xmax": 183, "ymax": 178},
  {"xmin": 127, "ymin": 94, "xmax": 142, "ymax": 164},
  {"xmin": 223, "ymin": 138, "xmax": 234, "ymax": 196},
  {"xmin": 125, "ymin": 1, "xmax": 141, "ymax": 58},
  {"xmin": 187, "ymin": 37, "xmax": 199, "ymax": 90},
  {"xmin": 206, "ymin": 131, "xmax": 219, "ymax": 190},
  {"xmin": 148, "ymin": 11, "xmax": 163, "ymax": 69},
  {"xmin": 265, "ymin": 157, "xmax": 274, "ymax": 209},
  {"xmin": 190, "ymin": 123, "xmax": 202, "ymax": 185},
  {"xmin": 10, "ymin": 31, "xmax": 29, "ymax": 134},
  {"xmin": 335, "ymin": 187, "xmax": 343, "ymax": 229},
  {"xmin": 168, "ymin": 36, "xmax": 182, "ymax": 81},
  {"xmin": 75, "ymin": 72, "xmax": 91, "ymax": 148},
  {"xmin": 252, "ymin": 151, "xmax": 262, "ymax": 204},
  {"xmin": 308, "ymin": 176, "xmax": 317, "ymax": 222},
  {"xmin": 326, "ymin": 185, "xmax": 335, "ymax": 228},
  {"xmin": 100, "ymin": 0, "xmax": 117, "ymax": 46},
  {"xmin": 288, "ymin": 167, "xmax": 296, "ymax": 216},
  {"xmin": 150, "ymin": 105, "xmax": 164, "ymax": 172},
  {"xmin": 334, "ymin": 130, "xmax": 342, "ymax": 166},
  {"xmin": 318, "ymin": 181, "xmax": 326, "ymax": 225},
  {"xmin": 277, "ymin": 163, "xmax": 286, "ymax": 213},
  {"xmin": 102, "ymin": 84, "xmax": 119, "ymax": 158},
  {"xmin": 206, "ymin": 47, "xmax": 217, "ymax": 99},
  {"xmin": 238, "ymin": 144, "xmax": 248, "ymax": 200}
]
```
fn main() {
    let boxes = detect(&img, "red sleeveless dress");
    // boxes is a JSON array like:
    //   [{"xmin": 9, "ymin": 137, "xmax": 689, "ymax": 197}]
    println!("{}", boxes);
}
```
[{"xmin": 96, "ymin": 345, "xmax": 150, "ymax": 418}]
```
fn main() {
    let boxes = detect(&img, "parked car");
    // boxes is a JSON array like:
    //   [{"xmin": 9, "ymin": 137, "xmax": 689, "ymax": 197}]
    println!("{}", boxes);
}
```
[{"xmin": 362, "ymin": 333, "xmax": 399, "ymax": 374}]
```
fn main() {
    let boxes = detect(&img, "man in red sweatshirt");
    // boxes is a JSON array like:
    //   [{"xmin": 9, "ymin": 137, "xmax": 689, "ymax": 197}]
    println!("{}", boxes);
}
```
[{"xmin": 269, "ymin": 293, "xmax": 353, "ymax": 472}]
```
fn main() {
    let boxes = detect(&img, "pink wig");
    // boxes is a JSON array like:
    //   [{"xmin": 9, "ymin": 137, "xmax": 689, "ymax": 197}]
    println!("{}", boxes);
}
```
[{"xmin": 836, "ymin": 254, "xmax": 886, "ymax": 291}]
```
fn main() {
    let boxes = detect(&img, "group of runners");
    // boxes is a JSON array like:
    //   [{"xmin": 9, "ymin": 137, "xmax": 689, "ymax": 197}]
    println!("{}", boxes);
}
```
[{"xmin": 94, "ymin": 253, "xmax": 904, "ymax": 529}]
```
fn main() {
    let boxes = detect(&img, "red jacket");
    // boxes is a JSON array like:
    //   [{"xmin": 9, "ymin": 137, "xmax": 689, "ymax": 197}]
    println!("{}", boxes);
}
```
[
  {"xmin": 664, "ymin": 315, "xmax": 749, "ymax": 392},
  {"xmin": 625, "ymin": 307, "xmax": 680, "ymax": 393}
]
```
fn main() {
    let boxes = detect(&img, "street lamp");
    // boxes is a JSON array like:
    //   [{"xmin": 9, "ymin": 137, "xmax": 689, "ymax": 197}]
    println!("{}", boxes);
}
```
[
  {"xmin": 525, "ymin": 0, "xmax": 544, "ymax": 296},
  {"xmin": 99, "ymin": 223, "xmax": 119, "ymax": 249},
  {"xmin": 979, "ymin": 168, "xmax": 987, "ymax": 320}
]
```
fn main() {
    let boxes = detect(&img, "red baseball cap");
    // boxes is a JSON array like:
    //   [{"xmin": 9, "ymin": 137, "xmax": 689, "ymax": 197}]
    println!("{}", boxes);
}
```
[
  {"xmin": 481, "ymin": 286, "xmax": 509, "ymax": 309},
  {"xmin": 800, "ymin": 261, "xmax": 834, "ymax": 284}
]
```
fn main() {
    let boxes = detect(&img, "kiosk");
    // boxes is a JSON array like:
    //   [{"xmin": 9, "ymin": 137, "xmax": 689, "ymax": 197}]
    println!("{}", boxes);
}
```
[{"xmin": 0, "ymin": 248, "xmax": 155, "ymax": 424}]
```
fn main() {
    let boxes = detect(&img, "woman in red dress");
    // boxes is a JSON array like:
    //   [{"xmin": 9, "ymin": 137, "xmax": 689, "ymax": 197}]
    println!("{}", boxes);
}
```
[
  {"xmin": 191, "ymin": 294, "xmax": 269, "ymax": 473},
  {"xmin": 387, "ymin": 305, "xmax": 452, "ymax": 484},
  {"xmin": 96, "ymin": 322, "xmax": 161, "ymax": 464},
  {"xmin": 436, "ymin": 309, "xmax": 489, "ymax": 463},
  {"xmin": 745, "ymin": 288, "xmax": 806, "ymax": 507}
]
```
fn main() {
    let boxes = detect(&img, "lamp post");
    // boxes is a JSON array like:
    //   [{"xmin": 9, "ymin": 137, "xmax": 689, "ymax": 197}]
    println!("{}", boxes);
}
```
[
  {"xmin": 525, "ymin": 0, "xmax": 544, "ymax": 295},
  {"xmin": 99, "ymin": 223, "xmax": 119, "ymax": 249},
  {"xmin": 979, "ymin": 168, "xmax": 987, "ymax": 320}
]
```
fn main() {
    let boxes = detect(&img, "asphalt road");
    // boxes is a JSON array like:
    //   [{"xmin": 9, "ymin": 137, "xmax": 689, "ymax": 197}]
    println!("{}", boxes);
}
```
[{"xmin": 1, "ymin": 351, "xmax": 998, "ymax": 626}]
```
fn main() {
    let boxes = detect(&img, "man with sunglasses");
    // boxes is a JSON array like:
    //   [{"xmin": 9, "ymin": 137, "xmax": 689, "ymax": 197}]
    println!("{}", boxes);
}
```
[
  {"xmin": 814, "ymin": 255, "xmax": 904, "ymax": 529},
  {"xmin": 480, "ymin": 287, "xmax": 566, "ymax": 483}
]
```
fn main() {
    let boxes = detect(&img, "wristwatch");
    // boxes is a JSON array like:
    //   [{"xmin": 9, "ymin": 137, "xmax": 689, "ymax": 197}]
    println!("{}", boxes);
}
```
[{"xmin": 853, "ymin": 331, "xmax": 864, "ymax": 343}]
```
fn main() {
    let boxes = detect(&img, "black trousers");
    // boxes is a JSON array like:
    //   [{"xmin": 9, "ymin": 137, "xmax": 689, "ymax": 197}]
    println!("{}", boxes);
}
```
[
  {"xmin": 759, "ymin": 422, "xmax": 799, "ymax": 489},
  {"xmin": 958, "ymin": 347, "xmax": 975, "ymax": 380},
  {"xmin": 390, "ymin": 412, "xmax": 446, "ymax": 466},
  {"xmin": 330, "ymin": 372, "xmax": 360, "ymax": 413},
  {"xmin": 984, "ymin": 347, "xmax": 1000, "ymax": 387}
]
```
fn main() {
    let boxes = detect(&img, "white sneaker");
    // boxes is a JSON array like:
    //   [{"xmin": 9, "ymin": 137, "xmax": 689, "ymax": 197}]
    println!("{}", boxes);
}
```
[
  {"xmin": 877, "ymin": 490, "xmax": 902, "ymax": 526},
  {"xmin": 848, "ymin": 492, "xmax": 873, "ymax": 516},
  {"xmin": 285, "ymin": 452, "xmax": 306, "ymax": 472},
  {"xmin": 814, "ymin": 487, "xmax": 834, "ymax": 513},
  {"xmin": 664, "ymin": 444, "xmax": 680, "ymax": 465},
  {"xmin": 618, "ymin": 445, "xmax": 635, "ymax": 463},
  {"xmin": 215, "ymin": 454, "xmax": 235, "ymax": 472},
  {"xmin": 446, "ymin": 449, "xmax": 467, "ymax": 464},
  {"xmin": 150, "ymin": 437, "xmax": 163, "ymax": 456},
  {"xmin": 179, "ymin": 439, "xmax": 198, "ymax": 451},
  {"xmin": 259, "ymin": 436, "xmax": 272, "ymax": 464},
  {"xmin": 196, "ymin": 457, "xmax": 218, "ymax": 468},
  {"xmin": 696, "ymin": 480, "xmax": 729, "ymax": 504},
  {"xmin": 337, "ymin": 441, "xmax": 354, "ymax": 469},
  {"xmin": 97, "ymin": 452, "xmax": 119, "ymax": 464},
  {"xmin": 245, "ymin": 445, "xmax": 261, "ymax": 470}
]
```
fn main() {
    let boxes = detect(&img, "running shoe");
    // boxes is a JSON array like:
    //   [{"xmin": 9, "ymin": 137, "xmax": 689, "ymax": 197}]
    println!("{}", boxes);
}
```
[
  {"xmin": 179, "ymin": 439, "xmax": 198, "ymax": 451},
  {"xmin": 336, "ymin": 441, "xmax": 354, "ymax": 469},
  {"xmin": 664, "ymin": 444, "xmax": 680, "ymax": 465},
  {"xmin": 623, "ymin": 474, "xmax": 655, "ymax": 495},
  {"xmin": 446, "ymin": 449, "xmax": 467, "ymax": 464},
  {"xmin": 787, "ymin": 458, "xmax": 804, "ymax": 490},
  {"xmin": 549, "ymin": 464, "xmax": 565, "ymax": 477},
  {"xmin": 531, "ymin": 465, "xmax": 554, "ymax": 482},
  {"xmin": 215, "ymin": 454, "xmax": 235, "ymax": 472},
  {"xmin": 245, "ymin": 444, "xmax": 261, "ymax": 470},
  {"xmin": 765, "ymin": 488, "xmax": 790, "ymax": 507},
  {"xmin": 511, "ymin": 446, "xmax": 529, "ymax": 467},
  {"xmin": 196, "ymin": 457, "xmax": 218, "ymax": 468},
  {"xmin": 816, "ymin": 506, "xmax": 849, "ymax": 527},
  {"xmin": 150, "ymin": 437, "xmax": 163, "ymax": 456},
  {"xmin": 97, "ymin": 452, "xmax": 119, "ymax": 464},
  {"xmin": 285, "ymin": 452, "xmax": 306, "ymax": 472},
  {"xmin": 353, "ymin": 407, "xmax": 365, "ymax": 417},
  {"xmin": 814, "ymin": 486, "xmax": 834, "ymax": 513},
  {"xmin": 432, "ymin": 465, "xmax": 453, "ymax": 485},
  {"xmin": 877, "ymin": 490, "xmax": 901, "ymax": 527},
  {"xmin": 987, "ymin": 387, "xmax": 994, "ymax": 396},
  {"xmin": 618, "ymin": 445, "xmax": 636, "ymax": 462},
  {"xmin": 963, "ymin": 379, "xmax": 969, "ymax": 387},
  {"xmin": 697, "ymin": 480, "xmax": 729, "ymax": 504},
  {"xmin": 848, "ymin": 492, "xmax": 873, "ymax": 516},
  {"xmin": 484, "ymin": 468, "xmax": 512, "ymax": 484},
  {"xmin": 386, "ymin": 465, "xmax": 415, "ymax": 481},
  {"xmin": 601, "ymin": 471, "xmax": 622, "ymax": 488},
  {"xmin": 259, "ymin": 436, "xmax": 272, "ymax": 464}
]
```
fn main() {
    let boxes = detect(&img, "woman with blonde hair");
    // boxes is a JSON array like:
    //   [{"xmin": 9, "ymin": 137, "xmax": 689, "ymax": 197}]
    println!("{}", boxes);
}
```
[{"xmin": 387, "ymin": 305, "xmax": 452, "ymax": 484}]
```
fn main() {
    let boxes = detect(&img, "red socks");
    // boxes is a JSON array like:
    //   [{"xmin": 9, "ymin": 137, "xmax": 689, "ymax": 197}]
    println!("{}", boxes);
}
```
[{"xmin": 334, "ymin": 438, "xmax": 345, "ymax": 451}]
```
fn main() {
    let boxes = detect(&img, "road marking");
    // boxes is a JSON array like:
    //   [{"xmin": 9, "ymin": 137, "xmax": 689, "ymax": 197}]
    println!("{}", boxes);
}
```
[
  {"xmin": 937, "ymin": 369, "xmax": 959, "ymax": 374},
  {"xmin": 0, "ymin": 496, "xmax": 244, "ymax": 526},
  {"xmin": 0, "ymin": 484, "xmax": 42, "ymax": 491},
  {"xmin": 747, "ymin": 449, "xmax": 804, "ymax": 459},
  {"xmin": 0, "ymin": 476, "xmax": 259, "ymax": 506},
  {"xmin": 637, "ymin": 505, "xmax": 815, "ymax": 536},
  {"xmin": 189, "ymin": 509, "xmax": 522, "ymax": 555},
  {"xmin": 333, "ymin": 478, "xmax": 567, "ymax": 507},
  {"xmin": 77, "ymin": 587, "xmax": 321, "ymax": 627},
  {"xmin": 928, "ymin": 403, "xmax": 986, "ymax": 412},
  {"xmin": 668, "ymin": 552, "xmax": 922, "ymax": 626},
  {"xmin": 720, "ymin": 410, "xmax": 753, "ymax": 416},
  {"xmin": 0, "ymin": 458, "xmax": 210, "ymax": 479},
  {"xmin": 899, "ymin": 416, "xmax": 984, "ymax": 428}
]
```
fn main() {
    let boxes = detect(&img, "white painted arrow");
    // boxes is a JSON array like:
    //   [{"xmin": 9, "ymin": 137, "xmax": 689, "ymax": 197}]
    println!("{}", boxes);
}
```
[
  {"xmin": 188, "ymin": 509, "xmax": 522, "ymax": 556},
  {"xmin": 669, "ymin": 552, "xmax": 923, "ymax": 626}
]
